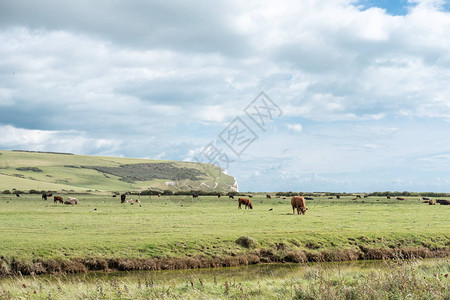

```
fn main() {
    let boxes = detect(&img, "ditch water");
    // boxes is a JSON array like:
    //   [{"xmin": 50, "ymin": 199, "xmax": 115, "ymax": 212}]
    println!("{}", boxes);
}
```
[
  {"xmin": 19, "ymin": 259, "xmax": 434, "ymax": 284},
  {"xmin": 1, "ymin": 258, "xmax": 447, "ymax": 286}
]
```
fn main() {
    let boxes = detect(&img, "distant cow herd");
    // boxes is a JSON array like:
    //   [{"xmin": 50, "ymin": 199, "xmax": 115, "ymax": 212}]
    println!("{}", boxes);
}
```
[
  {"xmin": 39, "ymin": 194, "xmax": 79, "ymax": 205},
  {"xmin": 7, "ymin": 193, "xmax": 448, "ymax": 214}
]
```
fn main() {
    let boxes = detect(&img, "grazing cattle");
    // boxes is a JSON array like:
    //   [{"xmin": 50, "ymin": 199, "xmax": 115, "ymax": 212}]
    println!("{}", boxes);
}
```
[
  {"xmin": 436, "ymin": 199, "xmax": 450, "ymax": 205},
  {"xmin": 64, "ymin": 198, "xmax": 78, "ymax": 205},
  {"xmin": 429, "ymin": 200, "xmax": 435, "ymax": 205},
  {"xmin": 158, "ymin": 193, "xmax": 161, "ymax": 197},
  {"xmin": 42, "ymin": 193, "xmax": 48, "ymax": 201},
  {"xmin": 396, "ymin": 197, "xmax": 406, "ymax": 201},
  {"xmin": 47, "ymin": 193, "xmax": 53, "ymax": 197},
  {"xmin": 266, "ymin": 194, "xmax": 271, "ymax": 199},
  {"xmin": 238, "ymin": 198, "xmax": 253, "ymax": 209},
  {"xmin": 387, "ymin": 196, "xmax": 391, "ymax": 199},
  {"xmin": 291, "ymin": 196, "xmax": 308, "ymax": 215},
  {"xmin": 135, "ymin": 199, "xmax": 140, "ymax": 203},
  {"xmin": 120, "ymin": 194, "xmax": 126, "ymax": 203},
  {"xmin": 336, "ymin": 195, "xmax": 340, "ymax": 199},
  {"xmin": 423, "ymin": 197, "xmax": 431, "ymax": 201},
  {"xmin": 305, "ymin": 197, "xmax": 314, "ymax": 200},
  {"xmin": 248, "ymin": 195, "xmax": 254, "ymax": 198},
  {"xmin": 15, "ymin": 193, "xmax": 20, "ymax": 197},
  {"xmin": 328, "ymin": 196, "xmax": 333, "ymax": 199},
  {"xmin": 192, "ymin": 192, "xmax": 199, "ymax": 198},
  {"xmin": 356, "ymin": 195, "xmax": 361, "ymax": 198},
  {"xmin": 112, "ymin": 195, "xmax": 117, "ymax": 198},
  {"xmin": 363, "ymin": 195, "xmax": 368, "ymax": 198},
  {"xmin": 53, "ymin": 196, "xmax": 63, "ymax": 204},
  {"xmin": 217, "ymin": 193, "xmax": 221, "ymax": 198},
  {"xmin": 229, "ymin": 195, "xmax": 234, "ymax": 199}
]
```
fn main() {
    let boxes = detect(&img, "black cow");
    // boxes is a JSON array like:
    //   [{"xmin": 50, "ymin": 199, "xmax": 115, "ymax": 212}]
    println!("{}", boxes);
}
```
[
  {"xmin": 42, "ymin": 193, "xmax": 48, "ymax": 201},
  {"xmin": 121, "ymin": 194, "xmax": 126, "ymax": 203}
]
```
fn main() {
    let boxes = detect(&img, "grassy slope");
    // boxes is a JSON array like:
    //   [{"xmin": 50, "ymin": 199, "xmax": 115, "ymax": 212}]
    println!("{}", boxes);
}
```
[
  {"xmin": 0, "ymin": 150, "xmax": 236, "ymax": 193},
  {"xmin": 0, "ymin": 194, "xmax": 448, "ymax": 262}
]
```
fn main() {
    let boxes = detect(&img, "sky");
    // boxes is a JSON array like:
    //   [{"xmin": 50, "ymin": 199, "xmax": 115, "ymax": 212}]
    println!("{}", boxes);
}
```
[{"xmin": 1, "ymin": 0, "xmax": 450, "ymax": 192}]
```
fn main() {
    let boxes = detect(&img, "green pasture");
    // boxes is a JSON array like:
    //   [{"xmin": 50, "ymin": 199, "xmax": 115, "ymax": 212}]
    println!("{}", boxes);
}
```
[{"xmin": 0, "ymin": 193, "xmax": 448, "ymax": 262}]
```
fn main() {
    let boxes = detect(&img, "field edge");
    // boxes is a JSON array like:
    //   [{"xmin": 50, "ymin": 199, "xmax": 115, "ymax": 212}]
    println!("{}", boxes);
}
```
[{"xmin": 1, "ymin": 246, "xmax": 449, "ymax": 277}]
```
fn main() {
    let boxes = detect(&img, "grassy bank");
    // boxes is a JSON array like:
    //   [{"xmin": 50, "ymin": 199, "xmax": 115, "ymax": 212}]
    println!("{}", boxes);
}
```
[
  {"xmin": 0, "ymin": 150, "xmax": 236, "ymax": 193},
  {"xmin": 0, "ymin": 193, "xmax": 448, "ymax": 275},
  {"xmin": 0, "ymin": 258, "xmax": 448, "ymax": 299}
]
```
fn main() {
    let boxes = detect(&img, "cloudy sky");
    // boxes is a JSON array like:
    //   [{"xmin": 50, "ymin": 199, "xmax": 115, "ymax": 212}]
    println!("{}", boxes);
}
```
[{"xmin": 1, "ymin": 0, "xmax": 450, "ymax": 192}]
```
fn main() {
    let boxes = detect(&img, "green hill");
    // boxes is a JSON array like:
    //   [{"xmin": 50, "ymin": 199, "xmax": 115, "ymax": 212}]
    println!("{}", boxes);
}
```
[{"xmin": 0, "ymin": 150, "xmax": 238, "ymax": 194}]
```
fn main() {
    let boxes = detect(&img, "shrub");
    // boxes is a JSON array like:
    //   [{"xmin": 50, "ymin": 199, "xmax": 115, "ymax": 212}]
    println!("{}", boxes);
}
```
[
  {"xmin": 15, "ymin": 167, "xmax": 43, "ymax": 172},
  {"xmin": 235, "ymin": 236, "xmax": 258, "ymax": 248}
]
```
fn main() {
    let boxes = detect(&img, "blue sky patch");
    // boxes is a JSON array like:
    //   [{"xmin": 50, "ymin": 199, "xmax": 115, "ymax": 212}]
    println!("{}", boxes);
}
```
[{"xmin": 357, "ymin": 0, "xmax": 411, "ymax": 15}]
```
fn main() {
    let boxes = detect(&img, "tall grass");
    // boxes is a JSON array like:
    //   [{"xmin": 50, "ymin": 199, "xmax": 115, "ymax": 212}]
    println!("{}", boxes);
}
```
[{"xmin": 0, "ymin": 259, "xmax": 448, "ymax": 299}]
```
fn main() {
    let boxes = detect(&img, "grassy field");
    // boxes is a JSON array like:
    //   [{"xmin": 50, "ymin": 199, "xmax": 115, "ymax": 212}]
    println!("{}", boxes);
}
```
[
  {"xmin": 0, "ymin": 193, "xmax": 448, "ymax": 275},
  {"xmin": 0, "ymin": 258, "xmax": 448, "ymax": 299},
  {"xmin": 0, "ymin": 150, "xmax": 237, "ymax": 193}
]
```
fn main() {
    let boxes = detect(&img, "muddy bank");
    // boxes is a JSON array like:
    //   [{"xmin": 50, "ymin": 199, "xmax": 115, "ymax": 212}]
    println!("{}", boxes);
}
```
[{"xmin": 1, "ymin": 246, "xmax": 449, "ymax": 277}]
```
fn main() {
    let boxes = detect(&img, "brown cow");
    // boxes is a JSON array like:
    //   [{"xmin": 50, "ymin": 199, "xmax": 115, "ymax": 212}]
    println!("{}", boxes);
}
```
[
  {"xmin": 64, "ymin": 198, "xmax": 78, "ymax": 205},
  {"xmin": 266, "ymin": 194, "xmax": 271, "ymax": 199},
  {"xmin": 396, "ymin": 197, "xmax": 406, "ymax": 201},
  {"xmin": 238, "ymin": 198, "xmax": 253, "ymax": 209},
  {"xmin": 436, "ymin": 199, "xmax": 450, "ymax": 205},
  {"xmin": 423, "ymin": 200, "xmax": 435, "ymax": 205},
  {"xmin": 291, "ymin": 196, "xmax": 308, "ymax": 215},
  {"xmin": 158, "ymin": 193, "xmax": 161, "ymax": 197},
  {"xmin": 54, "ymin": 196, "xmax": 63, "ymax": 204}
]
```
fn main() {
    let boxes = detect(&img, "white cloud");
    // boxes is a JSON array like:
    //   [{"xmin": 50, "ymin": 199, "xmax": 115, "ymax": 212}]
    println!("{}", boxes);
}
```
[
  {"xmin": 1, "ymin": 1, "xmax": 450, "ymax": 191},
  {"xmin": 0, "ymin": 125, "xmax": 121, "ymax": 156},
  {"xmin": 287, "ymin": 123, "xmax": 303, "ymax": 132}
]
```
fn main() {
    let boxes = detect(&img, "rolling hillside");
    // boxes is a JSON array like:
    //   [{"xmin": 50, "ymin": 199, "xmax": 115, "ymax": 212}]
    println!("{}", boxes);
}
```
[{"xmin": 0, "ymin": 150, "xmax": 238, "ymax": 193}]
